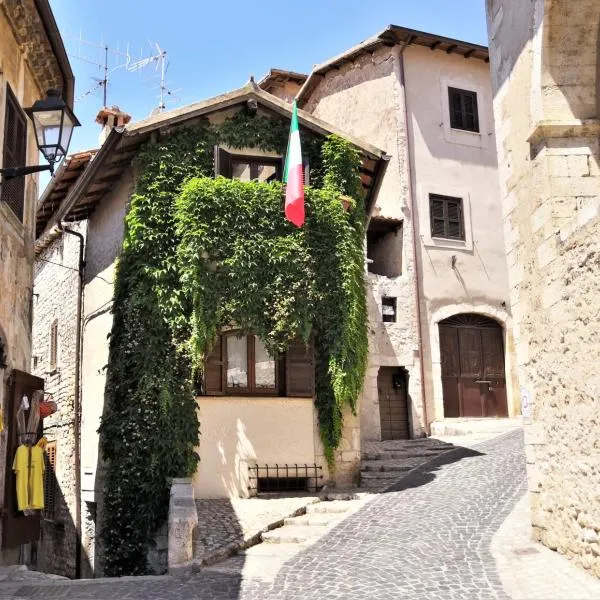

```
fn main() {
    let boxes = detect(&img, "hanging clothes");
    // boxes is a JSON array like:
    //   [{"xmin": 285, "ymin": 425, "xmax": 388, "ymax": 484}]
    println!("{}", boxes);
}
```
[
  {"xmin": 12, "ymin": 441, "xmax": 46, "ymax": 511},
  {"xmin": 13, "ymin": 445, "xmax": 30, "ymax": 511}
]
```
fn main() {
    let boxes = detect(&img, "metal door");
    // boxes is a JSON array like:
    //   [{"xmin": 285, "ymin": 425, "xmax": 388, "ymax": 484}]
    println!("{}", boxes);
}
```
[
  {"xmin": 378, "ymin": 367, "xmax": 409, "ymax": 440},
  {"xmin": 439, "ymin": 314, "xmax": 507, "ymax": 418}
]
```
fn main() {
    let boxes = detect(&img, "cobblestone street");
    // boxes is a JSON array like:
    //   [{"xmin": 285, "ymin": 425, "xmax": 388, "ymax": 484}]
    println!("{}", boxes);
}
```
[{"xmin": 2, "ymin": 429, "xmax": 599, "ymax": 599}]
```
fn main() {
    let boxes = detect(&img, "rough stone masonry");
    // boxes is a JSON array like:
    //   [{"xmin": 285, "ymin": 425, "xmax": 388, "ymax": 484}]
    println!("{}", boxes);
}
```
[{"xmin": 486, "ymin": 0, "xmax": 600, "ymax": 577}]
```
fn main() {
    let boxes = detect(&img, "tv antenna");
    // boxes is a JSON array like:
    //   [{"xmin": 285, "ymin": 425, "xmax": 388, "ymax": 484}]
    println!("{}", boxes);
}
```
[
  {"xmin": 69, "ymin": 35, "xmax": 176, "ymax": 111},
  {"xmin": 128, "ymin": 43, "xmax": 182, "ymax": 114}
]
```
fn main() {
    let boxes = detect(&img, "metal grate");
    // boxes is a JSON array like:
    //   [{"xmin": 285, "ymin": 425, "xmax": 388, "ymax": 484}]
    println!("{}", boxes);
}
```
[
  {"xmin": 249, "ymin": 463, "xmax": 323, "ymax": 495},
  {"xmin": 44, "ymin": 441, "xmax": 57, "ymax": 519},
  {"xmin": 1, "ymin": 85, "xmax": 27, "ymax": 222}
]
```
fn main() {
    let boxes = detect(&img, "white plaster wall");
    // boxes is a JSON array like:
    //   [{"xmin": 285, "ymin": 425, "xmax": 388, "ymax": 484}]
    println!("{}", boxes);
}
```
[
  {"xmin": 194, "ymin": 396, "xmax": 318, "ymax": 498},
  {"xmin": 403, "ymin": 44, "xmax": 517, "ymax": 421}
]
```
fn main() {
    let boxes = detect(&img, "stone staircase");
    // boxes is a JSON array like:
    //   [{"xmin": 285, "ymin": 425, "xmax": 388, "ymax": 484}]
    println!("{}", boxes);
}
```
[
  {"xmin": 359, "ymin": 438, "xmax": 456, "ymax": 492},
  {"xmin": 202, "ymin": 499, "xmax": 362, "ymax": 583}
]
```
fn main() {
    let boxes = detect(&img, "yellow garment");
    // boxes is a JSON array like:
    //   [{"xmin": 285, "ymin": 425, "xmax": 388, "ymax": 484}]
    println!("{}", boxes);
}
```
[{"xmin": 12, "ymin": 444, "xmax": 45, "ymax": 511}]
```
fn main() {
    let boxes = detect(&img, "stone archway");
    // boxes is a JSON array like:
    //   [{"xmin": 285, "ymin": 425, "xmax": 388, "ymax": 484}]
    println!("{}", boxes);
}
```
[{"xmin": 428, "ymin": 304, "xmax": 516, "ymax": 421}]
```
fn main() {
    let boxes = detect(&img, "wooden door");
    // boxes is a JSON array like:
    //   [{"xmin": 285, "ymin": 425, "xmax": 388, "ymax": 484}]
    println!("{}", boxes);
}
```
[
  {"xmin": 439, "ymin": 315, "xmax": 507, "ymax": 418},
  {"xmin": 378, "ymin": 367, "xmax": 409, "ymax": 440}
]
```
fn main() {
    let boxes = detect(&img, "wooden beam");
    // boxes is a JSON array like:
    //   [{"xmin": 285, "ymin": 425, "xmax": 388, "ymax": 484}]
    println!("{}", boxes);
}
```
[
  {"xmin": 430, "ymin": 41, "xmax": 441, "ymax": 51},
  {"xmin": 463, "ymin": 49, "xmax": 475, "ymax": 59},
  {"xmin": 446, "ymin": 44, "xmax": 458, "ymax": 54},
  {"xmin": 407, "ymin": 34, "xmax": 416, "ymax": 45}
]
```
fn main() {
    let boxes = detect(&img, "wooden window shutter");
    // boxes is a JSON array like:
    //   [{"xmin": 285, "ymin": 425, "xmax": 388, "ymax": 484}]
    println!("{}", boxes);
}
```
[
  {"xmin": 203, "ymin": 336, "xmax": 224, "ymax": 395},
  {"xmin": 285, "ymin": 336, "xmax": 315, "ymax": 397},
  {"xmin": 49, "ymin": 319, "xmax": 58, "ymax": 371},
  {"xmin": 1, "ymin": 85, "xmax": 27, "ymax": 222},
  {"xmin": 44, "ymin": 442, "xmax": 57, "ymax": 519},
  {"xmin": 214, "ymin": 146, "xmax": 232, "ymax": 178},
  {"xmin": 430, "ymin": 197, "xmax": 446, "ymax": 238}
]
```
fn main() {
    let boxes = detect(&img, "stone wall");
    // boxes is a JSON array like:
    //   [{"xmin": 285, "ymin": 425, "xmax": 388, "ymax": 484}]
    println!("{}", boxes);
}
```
[
  {"xmin": 487, "ymin": 0, "xmax": 600, "ymax": 577},
  {"xmin": 31, "ymin": 223, "xmax": 86, "ymax": 578}
]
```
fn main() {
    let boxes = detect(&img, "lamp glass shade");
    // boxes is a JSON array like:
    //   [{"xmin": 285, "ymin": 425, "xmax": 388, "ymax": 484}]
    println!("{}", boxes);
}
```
[{"xmin": 26, "ymin": 90, "xmax": 80, "ymax": 166}]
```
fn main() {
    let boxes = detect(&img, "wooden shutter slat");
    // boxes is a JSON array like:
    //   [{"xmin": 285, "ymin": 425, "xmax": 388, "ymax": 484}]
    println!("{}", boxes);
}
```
[
  {"xmin": 214, "ymin": 146, "xmax": 232, "ymax": 178},
  {"xmin": 285, "ymin": 336, "xmax": 314, "ymax": 397},
  {"xmin": 204, "ymin": 336, "xmax": 224, "ymax": 395}
]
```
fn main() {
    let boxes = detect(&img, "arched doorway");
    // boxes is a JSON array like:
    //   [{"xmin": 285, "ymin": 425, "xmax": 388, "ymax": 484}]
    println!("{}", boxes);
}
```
[{"xmin": 439, "ymin": 314, "xmax": 507, "ymax": 418}]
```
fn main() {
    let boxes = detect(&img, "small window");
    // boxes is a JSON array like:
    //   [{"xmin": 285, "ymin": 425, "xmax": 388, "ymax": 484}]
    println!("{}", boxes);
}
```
[
  {"xmin": 215, "ymin": 146, "xmax": 282, "ymax": 182},
  {"xmin": 448, "ymin": 87, "xmax": 479, "ymax": 133},
  {"xmin": 44, "ymin": 441, "xmax": 57, "ymax": 519},
  {"xmin": 224, "ymin": 333, "xmax": 277, "ymax": 394},
  {"xmin": 202, "ymin": 333, "xmax": 314, "ymax": 397},
  {"xmin": 49, "ymin": 319, "xmax": 58, "ymax": 371},
  {"xmin": 367, "ymin": 218, "xmax": 402, "ymax": 277},
  {"xmin": 382, "ymin": 297, "xmax": 397, "ymax": 323},
  {"xmin": 429, "ymin": 194, "xmax": 465, "ymax": 241},
  {"xmin": 1, "ymin": 85, "xmax": 27, "ymax": 222}
]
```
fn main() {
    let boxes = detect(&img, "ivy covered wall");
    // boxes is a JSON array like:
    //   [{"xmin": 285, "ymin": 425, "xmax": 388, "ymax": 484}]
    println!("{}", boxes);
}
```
[{"xmin": 99, "ymin": 109, "xmax": 368, "ymax": 575}]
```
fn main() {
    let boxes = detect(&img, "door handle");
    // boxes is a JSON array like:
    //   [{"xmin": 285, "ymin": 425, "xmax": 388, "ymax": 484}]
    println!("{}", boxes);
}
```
[{"xmin": 475, "ymin": 380, "xmax": 491, "ymax": 384}]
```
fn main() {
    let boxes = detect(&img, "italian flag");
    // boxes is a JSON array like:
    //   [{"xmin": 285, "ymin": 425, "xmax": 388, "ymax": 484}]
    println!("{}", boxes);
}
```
[{"xmin": 283, "ymin": 100, "xmax": 305, "ymax": 227}]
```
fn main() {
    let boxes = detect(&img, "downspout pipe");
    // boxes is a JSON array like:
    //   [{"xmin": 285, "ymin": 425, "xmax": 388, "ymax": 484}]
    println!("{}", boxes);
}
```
[
  {"xmin": 57, "ymin": 223, "xmax": 84, "ymax": 578},
  {"xmin": 396, "ymin": 41, "xmax": 430, "ymax": 435}
]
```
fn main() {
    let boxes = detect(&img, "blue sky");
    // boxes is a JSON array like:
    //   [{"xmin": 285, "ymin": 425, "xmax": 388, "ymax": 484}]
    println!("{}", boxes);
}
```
[{"xmin": 50, "ymin": 0, "xmax": 488, "ymax": 155}]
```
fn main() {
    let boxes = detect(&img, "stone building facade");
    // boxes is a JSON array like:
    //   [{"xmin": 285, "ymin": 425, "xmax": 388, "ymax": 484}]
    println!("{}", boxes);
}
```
[
  {"xmin": 0, "ymin": 0, "xmax": 74, "ymax": 565},
  {"xmin": 31, "ymin": 222, "xmax": 85, "ymax": 577},
  {"xmin": 32, "ymin": 87, "xmax": 387, "ymax": 575},
  {"xmin": 297, "ymin": 26, "xmax": 518, "ymax": 441},
  {"xmin": 486, "ymin": 0, "xmax": 600, "ymax": 578}
]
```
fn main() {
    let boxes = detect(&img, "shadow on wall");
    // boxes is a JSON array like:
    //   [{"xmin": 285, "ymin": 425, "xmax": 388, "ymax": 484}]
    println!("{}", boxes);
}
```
[{"xmin": 31, "ymin": 465, "xmax": 92, "ymax": 578}]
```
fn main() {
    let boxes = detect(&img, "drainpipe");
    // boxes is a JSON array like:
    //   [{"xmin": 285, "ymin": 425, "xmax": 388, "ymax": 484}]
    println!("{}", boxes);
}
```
[
  {"xmin": 395, "ymin": 42, "xmax": 430, "ymax": 435},
  {"xmin": 57, "ymin": 223, "xmax": 84, "ymax": 578}
]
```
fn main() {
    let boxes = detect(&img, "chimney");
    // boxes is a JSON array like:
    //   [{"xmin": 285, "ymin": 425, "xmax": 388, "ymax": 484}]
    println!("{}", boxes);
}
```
[{"xmin": 95, "ymin": 106, "xmax": 132, "ymax": 145}]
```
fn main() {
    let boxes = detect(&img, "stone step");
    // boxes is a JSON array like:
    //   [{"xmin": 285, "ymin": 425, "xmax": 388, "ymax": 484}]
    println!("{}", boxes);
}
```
[
  {"xmin": 262, "ymin": 525, "xmax": 320, "ymax": 544},
  {"xmin": 360, "ymin": 471, "xmax": 404, "ymax": 482},
  {"xmin": 306, "ymin": 501, "xmax": 350, "ymax": 514},
  {"xmin": 361, "ymin": 461, "xmax": 413, "ymax": 473},
  {"xmin": 362, "ymin": 449, "xmax": 450, "ymax": 461},
  {"xmin": 284, "ymin": 514, "xmax": 334, "ymax": 527}
]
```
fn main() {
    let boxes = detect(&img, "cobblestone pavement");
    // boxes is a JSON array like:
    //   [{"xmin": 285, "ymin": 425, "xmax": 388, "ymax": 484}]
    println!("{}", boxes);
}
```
[
  {"xmin": 193, "ymin": 495, "xmax": 319, "ymax": 564},
  {"xmin": 1, "ymin": 429, "xmax": 533, "ymax": 600}
]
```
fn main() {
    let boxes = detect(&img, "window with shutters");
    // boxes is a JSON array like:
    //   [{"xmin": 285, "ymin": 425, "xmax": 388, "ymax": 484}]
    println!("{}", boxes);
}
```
[
  {"xmin": 448, "ymin": 87, "xmax": 479, "ymax": 133},
  {"xmin": 49, "ymin": 319, "xmax": 58, "ymax": 372},
  {"xmin": 1, "ymin": 85, "xmax": 28, "ymax": 222},
  {"xmin": 44, "ymin": 442, "xmax": 57, "ymax": 520},
  {"xmin": 429, "ymin": 194, "xmax": 464, "ymax": 241},
  {"xmin": 214, "ymin": 146, "xmax": 282, "ymax": 182},
  {"xmin": 202, "ymin": 332, "xmax": 314, "ymax": 397}
]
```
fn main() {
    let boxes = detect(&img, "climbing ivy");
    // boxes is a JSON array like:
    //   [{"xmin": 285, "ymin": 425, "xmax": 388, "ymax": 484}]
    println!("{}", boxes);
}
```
[{"xmin": 99, "ymin": 110, "xmax": 367, "ymax": 576}]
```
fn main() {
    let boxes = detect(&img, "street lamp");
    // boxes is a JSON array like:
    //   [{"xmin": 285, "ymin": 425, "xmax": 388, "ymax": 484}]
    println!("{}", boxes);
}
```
[{"xmin": 0, "ymin": 89, "xmax": 80, "ymax": 181}]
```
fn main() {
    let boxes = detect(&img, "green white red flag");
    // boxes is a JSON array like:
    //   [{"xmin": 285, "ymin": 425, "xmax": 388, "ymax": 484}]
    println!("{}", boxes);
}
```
[{"xmin": 283, "ymin": 100, "xmax": 305, "ymax": 227}]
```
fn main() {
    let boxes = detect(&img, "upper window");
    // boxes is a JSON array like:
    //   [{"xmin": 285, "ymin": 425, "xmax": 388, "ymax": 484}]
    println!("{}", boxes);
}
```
[
  {"xmin": 49, "ymin": 319, "xmax": 59, "ymax": 371},
  {"xmin": 448, "ymin": 87, "xmax": 479, "ymax": 133},
  {"xmin": 215, "ymin": 147, "xmax": 282, "ymax": 182},
  {"xmin": 1, "ymin": 85, "xmax": 27, "ymax": 222},
  {"xmin": 429, "ymin": 194, "xmax": 464, "ymax": 241},
  {"xmin": 203, "ymin": 332, "xmax": 314, "ymax": 397}
]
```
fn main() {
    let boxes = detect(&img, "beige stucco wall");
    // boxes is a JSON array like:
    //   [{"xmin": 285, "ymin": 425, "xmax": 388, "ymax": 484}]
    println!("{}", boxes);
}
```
[
  {"xmin": 402, "ymin": 44, "xmax": 517, "ymax": 422},
  {"xmin": 303, "ymin": 40, "xmax": 515, "ymax": 438},
  {"xmin": 487, "ymin": 0, "xmax": 600, "ymax": 578},
  {"xmin": 194, "ymin": 396, "xmax": 320, "ymax": 498}
]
